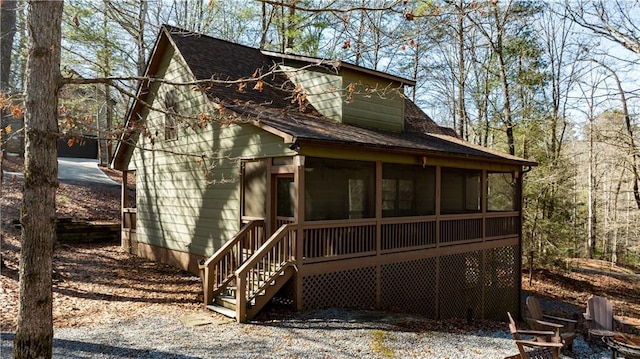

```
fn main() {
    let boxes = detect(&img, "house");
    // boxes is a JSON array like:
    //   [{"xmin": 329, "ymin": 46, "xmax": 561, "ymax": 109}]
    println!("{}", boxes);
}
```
[{"xmin": 112, "ymin": 25, "xmax": 537, "ymax": 323}]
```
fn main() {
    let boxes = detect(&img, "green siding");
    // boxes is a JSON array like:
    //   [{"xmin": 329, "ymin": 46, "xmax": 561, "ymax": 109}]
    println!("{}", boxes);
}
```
[
  {"xmin": 130, "ymin": 48, "xmax": 294, "ymax": 257},
  {"xmin": 342, "ymin": 69, "xmax": 404, "ymax": 132},
  {"xmin": 281, "ymin": 64, "xmax": 405, "ymax": 133},
  {"xmin": 280, "ymin": 65, "xmax": 342, "ymax": 121}
]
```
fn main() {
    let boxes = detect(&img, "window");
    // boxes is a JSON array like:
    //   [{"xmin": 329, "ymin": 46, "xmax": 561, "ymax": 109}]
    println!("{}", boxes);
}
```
[
  {"xmin": 382, "ymin": 163, "xmax": 435, "ymax": 217},
  {"xmin": 487, "ymin": 172, "xmax": 517, "ymax": 211},
  {"xmin": 305, "ymin": 158, "xmax": 375, "ymax": 220},
  {"xmin": 163, "ymin": 89, "xmax": 178, "ymax": 141},
  {"xmin": 383, "ymin": 179, "xmax": 415, "ymax": 213},
  {"xmin": 440, "ymin": 168, "xmax": 481, "ymax": 214}
]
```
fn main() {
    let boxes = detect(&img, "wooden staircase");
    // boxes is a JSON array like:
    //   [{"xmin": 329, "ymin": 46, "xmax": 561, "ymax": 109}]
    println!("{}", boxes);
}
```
[
  {"xmin": 199, "ymin": 220, "xmax": 297, "ymax": 322},
  {"xmin": 207, "ymin": 265, "xmax": 295, "ymax": 319}
]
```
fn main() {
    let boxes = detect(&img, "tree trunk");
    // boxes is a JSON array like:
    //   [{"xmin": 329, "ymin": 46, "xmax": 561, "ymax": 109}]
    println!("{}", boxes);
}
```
[
  {"xmin": 456, "ymin": 1, "xmax": 466, "ymax": 140},
  {"xmin": 588, "ymin": 119, "xmax": 596, "ymax": 259},
  {"xmin": 260, "ymin": 1, "xmax": 268, "ymax": 48},
  {"xmin": 493, "ymin": 11, "xmax": 515, "ymax": 156},
  {"xmin": 13, "ymin": 2, "xmax": 63, "ymax": 359},
  {"xmin": 136, "ymin": 1, "xmax": 148, "ymax": 77},
  {"xmin": 0, "ymin": 0, "xmax": 18, "ymax": 91}
]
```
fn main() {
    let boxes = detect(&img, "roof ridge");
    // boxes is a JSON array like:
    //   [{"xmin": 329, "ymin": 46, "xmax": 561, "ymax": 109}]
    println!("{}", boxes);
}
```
[
  {"xmin": 161, "ymin": 24, "xmax": 263, "ymax": 53},
  {"xmin": 161, "ymin": 24, "xmax": 415, "ymax": 86}
]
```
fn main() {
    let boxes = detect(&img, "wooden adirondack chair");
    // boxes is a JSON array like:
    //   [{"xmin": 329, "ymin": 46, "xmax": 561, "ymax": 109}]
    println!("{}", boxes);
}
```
[
  {"xmin": 507, "ymin": 312, "xmax": 563, "ymax": 359},
  {"xmin": 584, "ymin": 295, "xmax": 624, "ymax": 340},
  {"xmin": 525, "ymin": 296, "xmax": 577, "ymax": 349}
]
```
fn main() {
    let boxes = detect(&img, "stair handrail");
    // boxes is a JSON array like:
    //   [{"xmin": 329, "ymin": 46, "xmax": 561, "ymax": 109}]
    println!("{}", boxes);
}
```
[
  {"xmin": 198, "ymin": 219, "xmax": 265, "ymax": 305},
  {"xmin": 235, "ymin": 223, "xmax": 297, "ymax": 322}
]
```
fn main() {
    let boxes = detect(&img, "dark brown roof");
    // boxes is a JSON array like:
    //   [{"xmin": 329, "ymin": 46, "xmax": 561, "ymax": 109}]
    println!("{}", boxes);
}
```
[
  {"xmin": 232, "ymin": 104, "xmax": 535, "ymax": 165},
  {"xmin": 165, "ymin": 25, "xmax": 305, "ymax": 111},
  {"xmin": 403, "ymin": 99, "xmax": 459, "ymax": 138},
  {"xmin": 113, "ymin": 25, "xmax": 536, "ymax": 169}
]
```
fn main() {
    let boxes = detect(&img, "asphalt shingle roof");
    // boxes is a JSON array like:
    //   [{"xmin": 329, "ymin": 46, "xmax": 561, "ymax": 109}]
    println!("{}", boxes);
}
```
[
  {"xmin": 166, "ymin": 25, "xmax": 299, "ymax": 110},
  {"xmin": 125, "ymin": 25, "xmax": 535, "ymax": 166}
]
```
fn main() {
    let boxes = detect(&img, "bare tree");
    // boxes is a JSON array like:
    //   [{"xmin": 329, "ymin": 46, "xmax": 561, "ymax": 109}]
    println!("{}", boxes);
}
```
[
  {"xmin": 591, "ymin": 60, "xmax": 640, "ymax": 210},
  {"xmin": 574, "ymin": 63, "xmax": 609, "ymax": 258},
  {"xmin": 567, "ymin": 0, "xmax": 640, "ymax": 56},
  {"xmin": 439, "ymin": 0, "xmax": 472, "ymax": 139},
  {"xmin": 465, "ymin": 1, "xmax": 517, "ymax": 155},
  {"xmin": 565, "ymin": 1, "xmax": 640, "ymax": 209}
]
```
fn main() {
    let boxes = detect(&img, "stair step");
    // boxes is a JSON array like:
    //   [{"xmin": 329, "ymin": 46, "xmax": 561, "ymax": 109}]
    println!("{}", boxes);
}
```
[
  {"xmin": 215, "ymin": 295, "xmax": 236, "ymax": 310},
  {"xmin": 207, "ymin": 304, "xmax": 236, "ymax": 319}
]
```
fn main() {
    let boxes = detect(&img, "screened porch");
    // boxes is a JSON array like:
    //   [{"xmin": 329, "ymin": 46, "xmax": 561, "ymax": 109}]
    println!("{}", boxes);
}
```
[{"xmin": 200, "ymin": 155, "xmax": 523, "ymax": 321}]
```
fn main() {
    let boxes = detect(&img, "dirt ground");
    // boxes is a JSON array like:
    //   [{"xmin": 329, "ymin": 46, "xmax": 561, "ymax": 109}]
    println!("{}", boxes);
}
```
[
  {"xmin": 1, "ymin": 156, "xmax": 201, "ymax": 331},
  {"xmin": 1, "ymin": 155, "xmax": 639, "ymax": 332}
]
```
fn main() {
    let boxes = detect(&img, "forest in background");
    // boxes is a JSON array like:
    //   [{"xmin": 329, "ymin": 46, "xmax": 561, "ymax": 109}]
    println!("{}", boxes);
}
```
[{"xmin": 2, "ymin": 0, "xmax": 639, "ymax": 269}]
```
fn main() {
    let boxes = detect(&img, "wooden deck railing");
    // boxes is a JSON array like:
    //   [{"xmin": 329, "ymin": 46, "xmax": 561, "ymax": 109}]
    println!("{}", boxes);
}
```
[
  {"xmin": 381, "ymin": 217, "xmax": 436, "ymax": 252},
  {"xmin": 198, "ymin": 219, "xmax": 265, "ymax": 305},
  {"xmin": 299, "ymin": 212, "xmax": 520, "ymax": 262},
  {"xmin": 302, "ymin": 220, "xmax": 376, "ymax": 262},
  {"xmin": 235, "ymin": 223, "xmax": 297, "ymax": 321},
  {"xmin": 439, "ymin": 217, "xmax": 483, "ymax": 243},
  {"xmin": 485, "ymin": 212, "xmax": 520, "ymax": 238}
]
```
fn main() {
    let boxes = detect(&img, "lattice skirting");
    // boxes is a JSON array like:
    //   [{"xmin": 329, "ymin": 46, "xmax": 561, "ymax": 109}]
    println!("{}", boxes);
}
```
[
  {"xmin": 301, "ymin": 244, "xmax": 519, "ymax": 320},
  {"xmin": 381, "ymin": 258, "xmax": 437, "ymax": 318},
  {"xmin": 302, "ymin": 267, "xmax": 377, "ymax": 309}
]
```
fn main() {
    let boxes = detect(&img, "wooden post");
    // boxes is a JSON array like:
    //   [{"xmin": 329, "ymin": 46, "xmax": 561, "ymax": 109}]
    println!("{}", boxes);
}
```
[
  {"xmin": 435, "ymin": 166, "xmax": 441, "ymax": 247},
  {"xmin": 121, "ymin": 170, "xmax": 128, "ymax": 208},
  {"xmin": 265, "ymin": 160, "xmax": 273, "ymax": 237},
  {"xmin": 236, "ymin": 272, "xmax": 246, "ymax": 322},
  {"xmin": 120, "ymin": 170, "xmax": 128, "ymax": 251},
  {"xmin": 201, "ymin": 264, "xmax": 213, "ymax": 305},
  {"xmin": 375, "ymin": 161, "xmax": 382, "ymax": 307},
  {"xmin": 481, "ymin": 170, "xmax": 487, "ymax": 242},
  {"xmin": 294, "ymin": 155, "xmax": 305, "ymax": 311}
]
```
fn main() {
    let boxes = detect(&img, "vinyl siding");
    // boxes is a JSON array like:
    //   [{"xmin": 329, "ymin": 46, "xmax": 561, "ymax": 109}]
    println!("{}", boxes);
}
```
[
  {"xmin": 280, "ymin": 64, "xmax": 342, "ymax": 121},
  {"xmin": 130, "ymin": 48, "xmax": 294, "ymax": 257},
  {"xmin": 342, "ymin": 69, "xmax": 404, "ymax": 132}
]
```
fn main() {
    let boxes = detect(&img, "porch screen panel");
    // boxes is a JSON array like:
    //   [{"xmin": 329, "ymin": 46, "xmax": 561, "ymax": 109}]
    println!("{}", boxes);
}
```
[
  {"xmin": 382, "ymin": 163, "xmax": 435, "ymax": 217},
  {"xmin": 440, "ymin": 168, "xmax": 481, "ymax": 214},
  {"xmin": 243, "ymin": 160, "xmax": 267, "ymax": 218},
  {"xmin": 277, "ymin": 177, "xmax": 295, "ymax": 218},
  {"xmin": 304, "ymin": 157, "xmax": 375, "ymax": 220},
  {"xmin": 487, "ymin": 172, "xmax": 517, "ymax": 212}
]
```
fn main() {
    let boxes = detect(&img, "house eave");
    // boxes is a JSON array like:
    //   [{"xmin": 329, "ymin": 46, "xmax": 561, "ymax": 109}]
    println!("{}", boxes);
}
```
[
  {"xmin": 249, "ymin": 118, "xmax": 296, "ymax": 144},
  {"xmin": 293, "ymin": 138, "xmax": 537, "ymax": 168}
]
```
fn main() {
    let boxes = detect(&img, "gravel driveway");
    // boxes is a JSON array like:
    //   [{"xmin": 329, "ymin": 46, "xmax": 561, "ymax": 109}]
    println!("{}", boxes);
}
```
[{"xmin": 0, "ymin": 309, "xmax": 612, "ymax": 358}]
